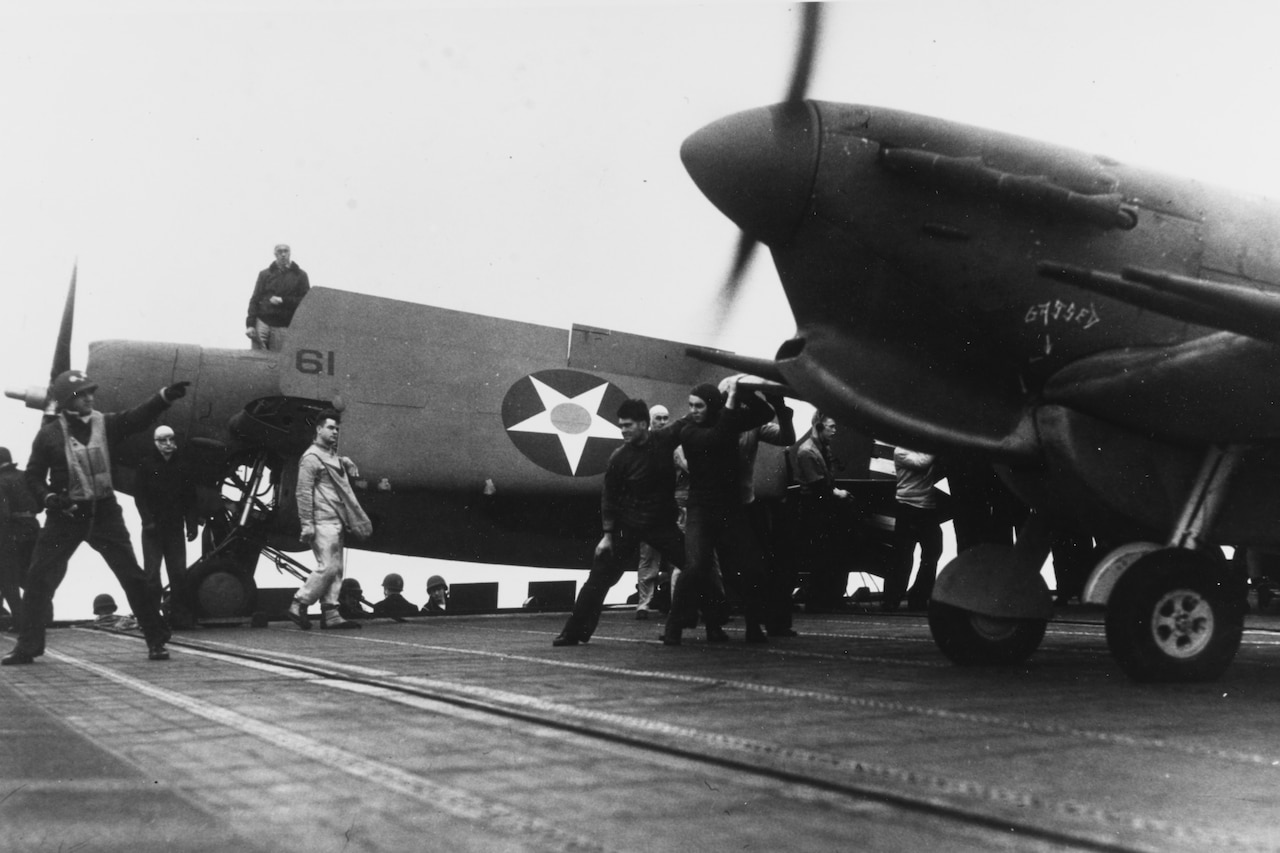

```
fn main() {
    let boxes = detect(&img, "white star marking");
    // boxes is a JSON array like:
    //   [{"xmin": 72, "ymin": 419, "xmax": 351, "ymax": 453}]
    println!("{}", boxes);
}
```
[{"xmin": 506, "ymin": 376, "xmax": 622, "ymax": 474}]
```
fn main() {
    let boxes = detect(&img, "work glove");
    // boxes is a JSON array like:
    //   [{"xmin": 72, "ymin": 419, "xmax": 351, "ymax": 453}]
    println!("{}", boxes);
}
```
[{"xmin": 162, "ymin": 381, "xmax": 191, "ymax": 402}]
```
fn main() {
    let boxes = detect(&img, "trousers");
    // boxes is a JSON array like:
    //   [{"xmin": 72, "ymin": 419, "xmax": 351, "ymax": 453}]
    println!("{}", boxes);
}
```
[
  {"xmin": 886, "ymin": 502, "xmax": 943, "ymax": 609},
  {"xmin": 296, "ymin": 523, "xmax": 345, "ymax": 607},
  {"xmin": 142, "ymin": 521, "xmax": 191, "ymax": 619},
  {"xmin": 560, "ymin": 523, "xmax": 685, "ymax": 641},
  {"xmin": 0, "ymin": 520, "xmax": 37, "ymax": 625},
  {"xmin": 16, "ymin": 497, "xmax": 169, "ymax": 655},
  {"xmin": 666, "ymin": 504, "xmax": 766, "ymax": 636}
]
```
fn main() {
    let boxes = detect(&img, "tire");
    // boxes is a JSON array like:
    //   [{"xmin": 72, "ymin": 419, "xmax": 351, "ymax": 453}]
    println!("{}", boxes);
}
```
[
  {"xmin": 1104, "ymin": 548, "xmax": 1244, "ymax": 682},
  {"xmin": 187, "ymin": 559, "xmax": 259, "ymax": 619},
  {"xmin": 928, "ymin": 601, "xmax": 1047, "ymax": 666}
]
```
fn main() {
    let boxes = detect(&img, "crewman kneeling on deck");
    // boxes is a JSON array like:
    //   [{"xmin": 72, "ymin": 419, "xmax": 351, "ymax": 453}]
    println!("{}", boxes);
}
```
[
  {"xmin": 372, "ymin": 572, "xmax": 419, "ymax": 618},
  {"xmin": 4, "ymin": 370, "xmax": 187, "ymax": 665},
  {"xmin": 553, "ymin": 398, "xmax": 686, "ymax": 647},
  {"xmin": 421, "ymin": 574, "xmax": 448, "ymax": 615},
  {"xmin": 337, "ymin": 578, "xmax": 371, "ymax": 620}
]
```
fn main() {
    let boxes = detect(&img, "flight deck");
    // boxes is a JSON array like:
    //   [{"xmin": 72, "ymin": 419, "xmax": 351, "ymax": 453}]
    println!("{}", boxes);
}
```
[{"xmin": 4, "ymin": 607, "xmax": 1280, "ymax": 853}]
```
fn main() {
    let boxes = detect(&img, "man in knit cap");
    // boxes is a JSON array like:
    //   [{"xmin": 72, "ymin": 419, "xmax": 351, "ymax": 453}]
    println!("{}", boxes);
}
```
[{"xmin": 660, "ymin": 377, "xmax": 782, "ymax": 646}]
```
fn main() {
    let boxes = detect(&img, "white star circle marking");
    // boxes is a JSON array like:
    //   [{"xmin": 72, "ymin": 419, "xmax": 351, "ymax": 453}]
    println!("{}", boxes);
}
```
[{"xmin": 506, "ymin": 376, "xmax": 622, "ymax": 474}]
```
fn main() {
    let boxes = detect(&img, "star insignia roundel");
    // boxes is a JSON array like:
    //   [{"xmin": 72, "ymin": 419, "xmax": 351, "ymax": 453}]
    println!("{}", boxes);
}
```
[{"xmin": 502, "ymin": 369, "xmax": 629, "ymax": 477}]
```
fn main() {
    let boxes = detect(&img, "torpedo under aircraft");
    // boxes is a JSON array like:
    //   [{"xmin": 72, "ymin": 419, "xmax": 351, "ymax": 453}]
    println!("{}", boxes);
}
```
[{"xmin": 680, "ymin": 2, "xmax": 1280, "ymax": 682}]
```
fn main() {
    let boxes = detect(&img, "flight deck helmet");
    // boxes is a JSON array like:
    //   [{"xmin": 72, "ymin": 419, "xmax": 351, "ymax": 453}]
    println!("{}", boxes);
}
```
[
  {"xmin": 92, "ymin": 593, "xmax": 117, "ymax": 615},
  {"xmin": 49, "ymin": 370, "xmax": 98, "ymax": 408},
  {"xmin": 427, "ymin": 574, "xmax": 447, "ymax": 592},
  {"xmin": 382, "ymin": 573, "xmax": 404, "ymax": 593}
]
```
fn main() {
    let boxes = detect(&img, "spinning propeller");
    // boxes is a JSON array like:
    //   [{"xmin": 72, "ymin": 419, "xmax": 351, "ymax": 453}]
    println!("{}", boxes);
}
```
[{"xmin": 697, "ymin": 2, "xmax": 823, "ymax": 331}]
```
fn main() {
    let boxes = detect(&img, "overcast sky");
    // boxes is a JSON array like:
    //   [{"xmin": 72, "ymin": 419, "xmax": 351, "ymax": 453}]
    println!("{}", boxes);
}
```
[{"xmin": 2, "ymin": 0, "xmax": 1276, "ymax": 614}]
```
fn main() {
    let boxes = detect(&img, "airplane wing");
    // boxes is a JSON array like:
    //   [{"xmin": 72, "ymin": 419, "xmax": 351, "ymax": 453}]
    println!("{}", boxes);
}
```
[{"xmin": 1038, "ymin": 261, "xmax": 1280, "ymax": 443}]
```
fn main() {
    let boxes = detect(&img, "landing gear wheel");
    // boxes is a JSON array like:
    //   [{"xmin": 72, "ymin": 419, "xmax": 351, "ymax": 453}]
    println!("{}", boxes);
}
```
[
  {"xmin": 928, "ymin": 601, "xmax": 1047, "ymax": 665},
  {"xmin": 1104, "ymin": 548, "xmax": 1244, "ymax": 682},
  {"xmin": 187, "ymin": 559, "xmax": 259, "ymax": 619}
]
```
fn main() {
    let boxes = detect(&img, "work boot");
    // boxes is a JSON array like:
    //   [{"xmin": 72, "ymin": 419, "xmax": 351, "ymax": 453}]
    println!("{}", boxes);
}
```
[
  {"xmin": 551, "ymin": 634, "xmax": 580, "ymax": 647},
  {"xmin": 320, "ymin": 605, "xmax": 361, "ymax": 630},
  {"xmin": 1, "ymin": 649, "xmax": 35, "ymax": 665},
  {"xmin": 147, "ymin": 643, "xmax": 170, "ymax": 661},
  {"xmin": 660, "ymin": 628, "xmax": 682, "ymax": 646},
  {"xmin": 287, "ymin": 598, "xmax": 312, "ymax": 630}
]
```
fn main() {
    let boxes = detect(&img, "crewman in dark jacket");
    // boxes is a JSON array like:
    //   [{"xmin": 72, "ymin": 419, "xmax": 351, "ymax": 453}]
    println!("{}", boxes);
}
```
[
  {"xmin": 245, "ymin": 243, "xmax": 310, "ymax": 350},
  {"xmin": 134, "ymin": 425, "xmax": 200, "ymax": 629},
  {"xmin": 2, "ymin": 370, "xmax": 189, "ymax": 665},
  {"xmin": 660, "ymin": 378, "xmax": 778, "ymax": 646},
  {"xmin": 371, "ymin": 572, "xmax": 419, "ymax": 618},
  {"xmin": 0, "ymin": 446, "xmax": 40, "ymax": 632},
  {"xmin": 552, "ymin": 398, "xmax": 687, "ymax": 647}
]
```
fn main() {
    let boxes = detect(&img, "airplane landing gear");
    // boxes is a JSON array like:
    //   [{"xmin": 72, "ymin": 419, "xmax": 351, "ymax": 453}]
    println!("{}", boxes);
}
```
[
  {"xmin": 928, "ymin": 600, "xmax": 1047, "ymax": 665},
  {"xmin": 185, "ymin": 449, "xmax": 277, "ymax": 620},
  {"xmin": 928, "ymin": 517, "xmax": 1055, "ymax": 666},
  {"xmin": 187, "ymin": 556, "xmax": 260, "ymax": 619},
  {"xmin": 1096, "ymin": 444, "xmax": 1248, "ymax": 682},
  {"xmin": 1104, "ymin": 548, "xmax": 1243, "ymax": 682}
]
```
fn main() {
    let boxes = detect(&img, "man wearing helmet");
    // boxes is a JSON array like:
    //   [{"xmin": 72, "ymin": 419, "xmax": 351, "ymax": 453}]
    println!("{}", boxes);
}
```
[
  {"xmin": 2, "ymin": 370, "xmax": 190, "ymax": 665},
  {"xmin": 371, "ymin": 572, "xmax": 418, "ymax": 618},
  {"xmin": 421, "ymin": 574, "xmax": 448, "ymax": 615}
]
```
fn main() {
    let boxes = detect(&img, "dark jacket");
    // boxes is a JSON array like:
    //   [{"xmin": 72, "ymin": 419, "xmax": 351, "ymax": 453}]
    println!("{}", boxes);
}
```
[
  {"xmin": 246, "ymin": 261, "xmax": 310, "ymax": 328},
  {"xmin": 372, "ymin": 593, "xmax": 419, "ymax": 618},
  {"xmin": 134, "ymin": 447, "xmax": 198, "ymax": 530},
  {"xmin": 600, "ymin": 428, "xmax": 682, "ymax": 534},
  {"xmin": 0, "ymin": 464, "xmax": 40, "ymax": 537},
  {"xmin": 668, "ymin": 394, "xmax": 775, "ymax": 508},
  {"xmin": 26, "ymin": 394, "xmax": 171, "ymax": 506}
]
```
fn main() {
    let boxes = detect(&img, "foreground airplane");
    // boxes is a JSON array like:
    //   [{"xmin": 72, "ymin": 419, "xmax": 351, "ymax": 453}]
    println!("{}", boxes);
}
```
[{"xmin": 682, "ymin": 4, "xmax": 1274, "ymax": 681}]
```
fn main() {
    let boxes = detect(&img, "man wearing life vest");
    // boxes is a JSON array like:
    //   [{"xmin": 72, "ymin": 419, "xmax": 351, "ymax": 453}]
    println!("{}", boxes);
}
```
[{"xmin": 2, "ymin": 370, "xmax": 189, "ymax": 666}]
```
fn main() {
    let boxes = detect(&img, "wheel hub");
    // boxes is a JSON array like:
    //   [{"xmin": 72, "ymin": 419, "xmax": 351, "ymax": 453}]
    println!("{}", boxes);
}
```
[{"xmin": 1151, "ymin": 588, "xmax": 1214, "ymax": 659}]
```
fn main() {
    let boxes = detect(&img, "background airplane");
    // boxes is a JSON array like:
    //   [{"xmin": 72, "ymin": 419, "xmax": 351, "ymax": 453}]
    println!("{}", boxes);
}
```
[{"xmin": 2, "ymin": 3, "xmax": 1276, "ymax": 637}]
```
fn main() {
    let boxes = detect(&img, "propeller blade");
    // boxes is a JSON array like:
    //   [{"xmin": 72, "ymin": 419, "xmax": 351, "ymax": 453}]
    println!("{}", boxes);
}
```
[
  {"xmin": 52, "ymin": 263, "xmax": 77, "ymax": 380},
  {"xmin": 711, "ymin": 4, "xmax": 822, "ymax": 332},
  {"xmin": 784, "ymin": 3, "xmax": 824, "ymax": 103}
]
